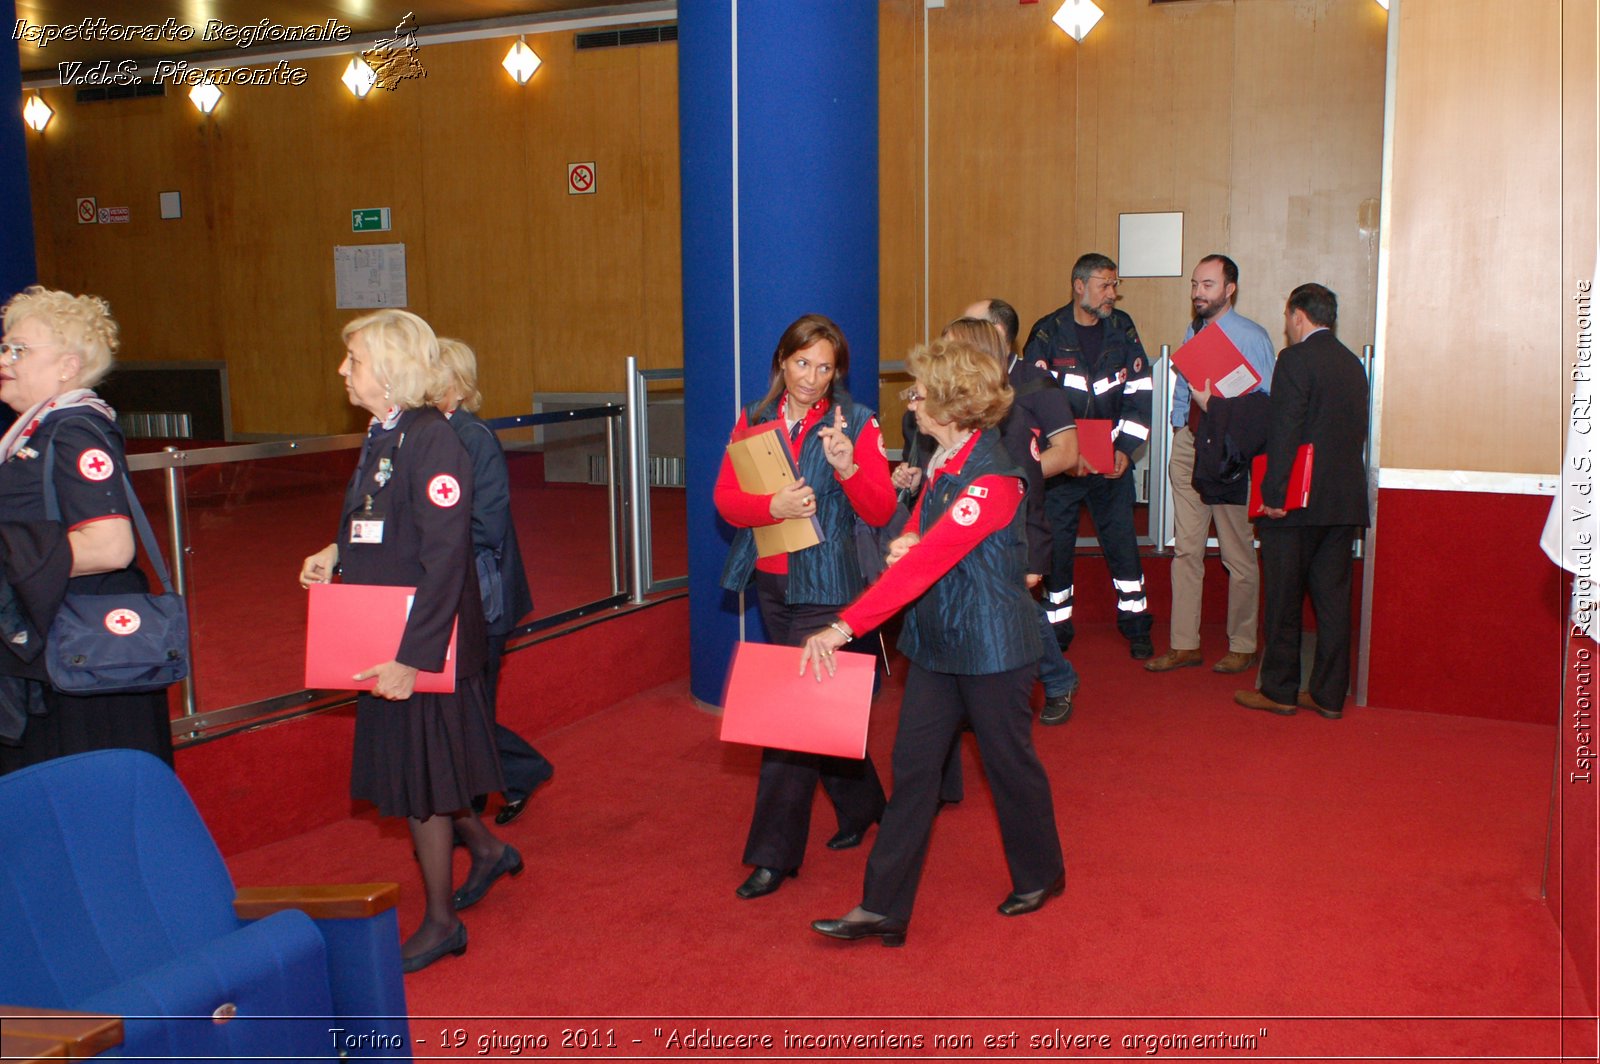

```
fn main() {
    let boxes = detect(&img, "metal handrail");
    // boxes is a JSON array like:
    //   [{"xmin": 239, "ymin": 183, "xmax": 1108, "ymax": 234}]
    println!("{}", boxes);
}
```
[{"xmin": 152, "ymin": 397, "xmax": 675, "ymax": 743}]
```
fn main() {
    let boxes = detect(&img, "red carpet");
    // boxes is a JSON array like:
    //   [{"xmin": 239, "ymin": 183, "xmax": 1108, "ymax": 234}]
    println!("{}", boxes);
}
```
[{"xmin": 222, "ymin": 622, "xmax": 1596, "ymax": 1060}]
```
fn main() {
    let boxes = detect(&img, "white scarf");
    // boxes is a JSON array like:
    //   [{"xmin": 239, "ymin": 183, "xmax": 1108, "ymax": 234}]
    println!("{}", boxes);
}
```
[
  {"xmin": 0, "ymin": 389, "xmax": 119, "ymax": 462},
  {"xmin": 928, "ymin": 430, "xmax": 975, "ymax": 475}
]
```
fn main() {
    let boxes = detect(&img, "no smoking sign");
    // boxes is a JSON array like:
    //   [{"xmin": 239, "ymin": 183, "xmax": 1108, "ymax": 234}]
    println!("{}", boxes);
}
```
[
  {"xmin": 76, "ymin": 197, "xmax": 96, "ymax": 224},
  {"xmin": 567, "ymin": 162, "xmax": 596, "ymax": 196}
]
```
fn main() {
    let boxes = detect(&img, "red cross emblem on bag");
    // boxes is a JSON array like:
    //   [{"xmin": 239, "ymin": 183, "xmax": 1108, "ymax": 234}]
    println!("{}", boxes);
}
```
[{"xmin": 104, "ymin": 607, "xmax": 141, "ymax": 635}]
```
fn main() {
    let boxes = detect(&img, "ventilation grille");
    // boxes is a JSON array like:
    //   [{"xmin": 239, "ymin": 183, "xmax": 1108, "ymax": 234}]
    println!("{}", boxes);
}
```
[
  {"xmin": 588, "ymin": 453, "xmax": 684, "ymax": 488},
  {"xmin": 120, "ymin": 411, "xmax": 193, "ymax": 439},
  {"xmin": 75, "ymin": 82, "xmax": 166, "ymax": 104},
  {"xmin": 576, "ymin": 24, "xmax": 677, "ymax": 50}
]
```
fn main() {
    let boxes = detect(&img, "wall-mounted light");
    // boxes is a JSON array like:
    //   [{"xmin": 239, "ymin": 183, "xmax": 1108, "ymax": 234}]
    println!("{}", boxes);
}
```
[
  {"xmin": 502, "ymin": 35, "xmax": 542, "ymax": 85},
  {"xmin": 342, "ymin": 56, "xmax": 378, "ymax": 98},
  {"xmin": 22, "ymin": 93, "xmax": 53, "ymax": 132},
  {"xmin": 1052, "ymin": 0, "xmax": 1104, "ymax": 43},
  {"xmin": 189, "ymin": 81, "xmax": 222, "ymax": 115}
]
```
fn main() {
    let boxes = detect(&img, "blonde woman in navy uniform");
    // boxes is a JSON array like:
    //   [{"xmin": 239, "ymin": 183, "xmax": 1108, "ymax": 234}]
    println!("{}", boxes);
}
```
[
  {"xmin": 299, "ymin": 310, "xmax": 517, "ymax": 973},
  {"xmin": 0, "ymin": 287, "xmax": 171, "ymax": 774},
  {"xmin": 801, "ymin": 338, "xmax": 1065, "ymax": 946},
  {"xmin": 713, "ymin": 313, "xmax": 896, "ymax": 900}
]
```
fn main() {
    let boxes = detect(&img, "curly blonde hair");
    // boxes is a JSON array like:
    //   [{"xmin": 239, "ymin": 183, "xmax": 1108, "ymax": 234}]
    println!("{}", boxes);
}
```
[
  {"xmin": 907, "ymin": 338, "xmax": 1013, "ymax": 431},
  {"xmin": 1, "ymin": 286, "xmax": 120, "ymax": 388},
  {"xmin": 341, "ymin": 310, "xmax": 440, "ymax": 410}
]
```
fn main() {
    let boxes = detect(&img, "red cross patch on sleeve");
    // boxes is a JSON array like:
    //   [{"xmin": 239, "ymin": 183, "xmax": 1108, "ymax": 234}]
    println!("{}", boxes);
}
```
[
  {"xmin": 77, "ymin": 448, "xmax": 114, "ymax": 481},
  {"xmin": 427, "ymin": 473, "xmax": 462, "ymax": 507},
  {"xmin": 951, "ymin": 497, "xmax": 982, "ymax": 526}
]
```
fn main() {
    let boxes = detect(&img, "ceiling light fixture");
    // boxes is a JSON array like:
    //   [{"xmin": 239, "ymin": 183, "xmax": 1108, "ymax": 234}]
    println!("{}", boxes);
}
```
[
  {"xmin": 342, "ymin": 56, "xmax": 378, "ymax": 98},
  {"xmin": 503, "ymin": 35, "xmax": 542, "ymax": 85},
  {"xmin": 1052, "ymin": 0, "xmax": 1104, "ymax": 43},
  {"xmin": 22, "ymin": 93, "xmax": 53, "ymax": 132}
]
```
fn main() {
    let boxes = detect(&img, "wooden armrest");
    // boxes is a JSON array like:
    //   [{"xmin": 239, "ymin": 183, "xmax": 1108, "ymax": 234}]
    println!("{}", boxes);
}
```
[
  {"xmin": 1, "ymin": 1006, "xmax": 123, "ymax": 1060},
  {"xmin": 2, "ymin": 1032, "xmax": 69, "ymax": 1061},
  {"xmin": 233, "ymin": 882, "xmax": 399, "ymax": 921}
]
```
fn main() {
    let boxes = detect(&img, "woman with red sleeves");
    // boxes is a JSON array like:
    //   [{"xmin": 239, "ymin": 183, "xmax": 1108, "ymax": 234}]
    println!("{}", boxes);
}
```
[
  {"xmin": 800, "ymin": 337, "xmax": 1066, "ymax": 946},
  {"xmin": 714, "ymin": 313, "xmax": 897, "ymax": 900}
]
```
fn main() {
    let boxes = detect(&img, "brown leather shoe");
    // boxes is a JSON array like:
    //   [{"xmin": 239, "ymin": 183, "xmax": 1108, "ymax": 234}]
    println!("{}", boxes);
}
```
[
  {"xmin": 1233, "ymin": 690, "xmax": 1297, "ymax": 716},
  {"xmin": 1297, "ymin": 692, "xmax": 1342, "ymax": 719},
  {"xmin": 1144, "ymin": 648, "xmax": 1203, "ymax": 672},
  {"xmin": 1212, "ymin": 651, "xmax": 1257, "ymax": 674}
]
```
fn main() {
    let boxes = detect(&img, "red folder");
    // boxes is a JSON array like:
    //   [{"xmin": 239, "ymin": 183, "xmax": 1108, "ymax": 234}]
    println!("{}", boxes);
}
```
[
  {"xmin": 719, "ymin": 640, "xmax": 875, "ymax": 759},
  {"xmin": 305, "ymin": 583, "xmax": 457, "ymax": 693},
  {"xmin": 1249, "ymin": 444, "xmax": 1315, "ymax": 518},
  {"xmin": 1074, "ymin": 418, "xmax": 1116, "ymax": 474},
  {"xmin": 1172, "ymin": 325, "xmax": 1262, "ymax": 399}
]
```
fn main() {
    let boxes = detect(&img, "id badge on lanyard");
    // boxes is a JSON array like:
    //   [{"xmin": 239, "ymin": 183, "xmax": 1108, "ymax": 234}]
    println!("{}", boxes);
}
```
[{"xmin": 350, "ymin": 493, "xmax": 385, "ymax": 544}]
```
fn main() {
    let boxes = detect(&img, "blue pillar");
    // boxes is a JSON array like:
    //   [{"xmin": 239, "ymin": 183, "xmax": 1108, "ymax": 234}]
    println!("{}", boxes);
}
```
[
  {"xmin": 0, "ymin": 0, "xmax": 38, "ymax": 304},
  {"xmin": 680, "ymin": 1, "xmax": 880, "ymax": 705}
]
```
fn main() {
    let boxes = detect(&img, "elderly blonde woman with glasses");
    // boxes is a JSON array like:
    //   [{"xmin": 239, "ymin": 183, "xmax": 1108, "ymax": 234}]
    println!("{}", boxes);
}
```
[
  {"xmin": 299, "ymin": 310, "xmax": 517, "ymax": 974},
  {"xmin": 800, "ymin": 338, "xmax": 1066, "ymax": 947},
  {"xmin": 0, "ymin": 286, "xmax": 173, "ymax": 776}
]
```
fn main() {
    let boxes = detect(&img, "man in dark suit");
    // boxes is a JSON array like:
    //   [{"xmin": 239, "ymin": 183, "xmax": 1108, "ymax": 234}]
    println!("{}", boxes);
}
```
[{"xmin": 1234, "ymin": 283, "xmax": 1370, "ymax": 719}]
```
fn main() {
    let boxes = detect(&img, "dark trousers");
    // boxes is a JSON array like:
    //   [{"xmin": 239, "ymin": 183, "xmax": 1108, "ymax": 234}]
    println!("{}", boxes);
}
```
[
  {"xmin": 1258, "ymin": 524, "xmax": 1359, "ymax": 711},
  {"xmin": 1043, "ymin": 472, "xmax": 1152, "ymax": 647},
  {"xmin": 862, "ymin": 661, "xmax": 1063, "ymax": 924},
  {"xmin": 743, "ymin": 572, "xmax": 887, "ymax": 871},
  {"xmin": 486, "ymin": 632, "xmax": 554, "ymax": 802}
]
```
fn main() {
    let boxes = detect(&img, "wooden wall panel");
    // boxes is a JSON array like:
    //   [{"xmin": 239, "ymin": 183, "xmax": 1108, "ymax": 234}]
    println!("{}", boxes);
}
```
[
  {"xmin": 25, "ymin": 32, "xmax": 682, "ymax": 437},
  {"xmin": 1563, "ymin": 0, "xmax": 1598, "ymax": 419},
  {"xmin": 1229, "ymin": 0, "xmax": 1388, "ymax": 350},
  {"xmin": 1380, "ymin": 0, "xmax": 1567, "ymax": 473},
  {"xmin": 1072, "ymin": 0, "xmax": 1237, "ymax": 352},
  {"xmin": 879, "ymin": 0, "xmax": 1386, "ymax": 409},
  {"xmin": 878, "ymin": 0, "xmax": 924, "ymax": 375},
  {"xmin": 925, "ymin": 0, "xmax": 1078, "ymax": 339}
]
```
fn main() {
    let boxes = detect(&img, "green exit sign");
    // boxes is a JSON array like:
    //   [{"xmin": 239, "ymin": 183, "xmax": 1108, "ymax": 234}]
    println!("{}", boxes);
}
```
[{"xmin": 351, "ymin": 208, "xmax": 391, "ymax": 232}]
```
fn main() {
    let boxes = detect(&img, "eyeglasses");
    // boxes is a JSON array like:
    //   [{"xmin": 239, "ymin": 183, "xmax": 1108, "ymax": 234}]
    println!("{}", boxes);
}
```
[
  {"xmin": 0, "ymin": 341, "xmax": 37, "ymax": 364},
  {"xmin": 898, "ymin": 386, "xmax": 925, "ymax": 404}
]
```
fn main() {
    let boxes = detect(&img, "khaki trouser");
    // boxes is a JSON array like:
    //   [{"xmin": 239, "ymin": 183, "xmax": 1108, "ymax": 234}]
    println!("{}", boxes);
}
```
[{"xmin": 1168, "ymin": 426, "xmax": 1259, "ymax": 653}]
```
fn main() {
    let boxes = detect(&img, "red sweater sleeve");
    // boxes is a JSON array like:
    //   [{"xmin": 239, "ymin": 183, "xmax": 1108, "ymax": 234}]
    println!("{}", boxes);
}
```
[
  {"xmin": 837, "ymin": 416, "xmax": 898, "ymax": 527},
  {"xmin": 839, "ymin": 474, "xmax": 1023, "ymax": 635},
  {"xmin": 713, "ymin": 412, "xmax": 781, "ymax": 528}
]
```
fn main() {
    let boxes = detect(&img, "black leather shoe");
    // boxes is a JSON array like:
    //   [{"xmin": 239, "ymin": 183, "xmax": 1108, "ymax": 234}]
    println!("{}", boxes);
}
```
[
  {"xmin": 1040, "ymin": 687, "xmax": 1076, "ymax": 726},
  {"xmin": 735, "ymin": 866, "xmax": 795, "ymax": 899},
  {"xmin": 1129, "ymin": 637, "xmax": 1154, "ymax": 660},
  {"xmin": 495, "ymin": 797, "xmax": 528, "ymax": 826},
  {"xmin": 811, "ymin": 914, "xmax": 907, "ymax": 946},
  {"xmin": 826, "ymin": 828, "xmax": 864, "ymax": 850},
  {"xmin": 452, "ymin": 845, "xmax": 524, "ymax": 911},
  {"xmin": 496, "ymin": 765, "xmax": 554, "ymax": 825},
  {"xmin": 401, "ymin": 921, "xmax": 467, "ymax": 974},
  {"xmin": 998, "ymin": 872, "xmax": 1065, "ymax": 917}
]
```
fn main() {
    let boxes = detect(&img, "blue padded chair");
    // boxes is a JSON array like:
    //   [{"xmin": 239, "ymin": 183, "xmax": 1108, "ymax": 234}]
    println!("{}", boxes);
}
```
[{"xmin": 0, "ymin": 749, "xmax": 412, "ymax": 1061}]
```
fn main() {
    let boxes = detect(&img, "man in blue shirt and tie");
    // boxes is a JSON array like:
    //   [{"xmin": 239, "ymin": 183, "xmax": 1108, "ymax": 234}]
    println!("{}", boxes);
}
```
[{"xmin": 1145, "ymin": 254, "xmax": 1277, "ymax": 675}]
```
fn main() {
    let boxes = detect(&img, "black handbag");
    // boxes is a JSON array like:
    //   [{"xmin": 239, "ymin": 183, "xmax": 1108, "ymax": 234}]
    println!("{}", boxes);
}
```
[{"xmin": 41, "ymin": 419, "xmax": 189, "ymax": 695}]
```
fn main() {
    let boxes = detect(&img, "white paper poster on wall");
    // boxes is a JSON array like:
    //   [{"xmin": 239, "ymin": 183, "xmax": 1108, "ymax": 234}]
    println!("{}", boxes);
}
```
[
  {"xmin": 1117, "ymin": 212, "xmax": 1184, "ymax": 278},
  {"xmin": 334, "ymin": 243, "xmax": 408, "ymax": 308}
]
